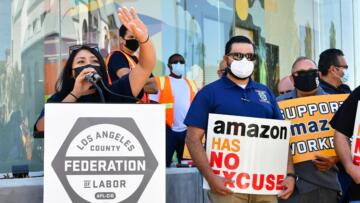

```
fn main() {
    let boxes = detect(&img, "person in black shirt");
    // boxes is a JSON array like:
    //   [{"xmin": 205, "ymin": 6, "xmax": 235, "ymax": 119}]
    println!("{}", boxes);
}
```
[
  {"xmin": 34, "ymin": 7, "xmax": 155, "ymax": 133},
  {"xmin": 106, "ymin": 25, "xmax": 158, "ymax": 102},
  {"xmin": 319, "ymin": 48, "xmax": 352, "ymax": 203},
  {"xmin": 330, "ymin": 86, "xmax": 360, "ymax": 202},
  {"xmin": 318, "ymin": 48, "xmax": 351, "ymax": 94}
]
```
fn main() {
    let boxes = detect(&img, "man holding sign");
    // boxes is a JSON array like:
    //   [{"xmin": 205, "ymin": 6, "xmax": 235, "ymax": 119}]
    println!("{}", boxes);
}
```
[
  {"xmin": 331, "ymin": 86, "xmax": 360, "ymax": 202},
  {"xmin": 184, "ymin": 36, "xmax": 295, "ymax": 203},
  {"xmin": 277, "ymin": 57, "xmax": 340, "ymax": 203}
]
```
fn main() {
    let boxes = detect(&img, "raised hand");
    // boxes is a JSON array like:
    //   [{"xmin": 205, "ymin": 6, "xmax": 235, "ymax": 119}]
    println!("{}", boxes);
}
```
[{"xmin": 118, "ymin": 7, "xmax": 148, "ymax": 43}]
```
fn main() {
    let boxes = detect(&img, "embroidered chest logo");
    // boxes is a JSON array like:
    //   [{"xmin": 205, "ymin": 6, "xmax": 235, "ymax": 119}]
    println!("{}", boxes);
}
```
[{"xmin": 255, "ymin": 90, "xmax": 270, "ymax": 104}]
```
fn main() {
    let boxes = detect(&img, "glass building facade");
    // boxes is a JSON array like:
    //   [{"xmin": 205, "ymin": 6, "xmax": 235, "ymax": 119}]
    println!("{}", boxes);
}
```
[{"xmin": 0, "ymin": 0, "xmax": 359, "ymax": 173}]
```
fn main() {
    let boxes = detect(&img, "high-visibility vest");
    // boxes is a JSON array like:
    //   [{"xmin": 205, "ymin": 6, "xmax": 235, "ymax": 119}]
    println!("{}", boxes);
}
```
[
  {"xmin": 105, "ymin": 49, "xmax": 150, "ymax": 103},
  {"xmin": 154, "ymin": 76, "xmax": 198, "ymax": 127}
]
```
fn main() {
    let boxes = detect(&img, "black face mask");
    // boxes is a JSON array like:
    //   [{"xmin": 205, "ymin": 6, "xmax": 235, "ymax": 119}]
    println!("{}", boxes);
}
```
[
  {"xmin": 125, "ymin": 39, "xmax": 139, "ymax": 52},
  {"xmin": 73, "ymin": 64, "xmax": 102, "ymax": 79},
  {"xmin": 292, "ymin": 70, "xmax": 319, "ymax": 92}
]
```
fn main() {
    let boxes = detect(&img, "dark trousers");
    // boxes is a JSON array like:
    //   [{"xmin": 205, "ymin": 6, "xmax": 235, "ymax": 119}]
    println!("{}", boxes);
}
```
[
  {"xmin": 166, "ymin": 127, "xmax": 186, "ymax": 167},
  {"xmin": 338, "ymin": 163, "xmax": 352, "ymax": 203},
  {"xmin": 278, "ymin": 187, "xmax": 338, "ymax": 203}
]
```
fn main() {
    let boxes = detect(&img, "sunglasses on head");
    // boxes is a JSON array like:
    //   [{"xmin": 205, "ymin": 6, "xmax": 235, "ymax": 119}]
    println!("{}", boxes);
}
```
[
  {"xmin": 227, "ymin": 52, "xmax": 257, "ymax": 61},
  {"xmin": 171, "ymin": 60, "xmax": 185, "ymax": 64},
  {"xmin": 69, "ymin": 43, "xmax": 99, "ymax": 55}
]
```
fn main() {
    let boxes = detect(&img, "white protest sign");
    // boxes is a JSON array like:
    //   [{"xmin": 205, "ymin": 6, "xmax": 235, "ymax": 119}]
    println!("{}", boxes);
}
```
[
  {"xmin": 351, "ymin": 101, "xmax": 360, "ymax": 165},
  {"xmin": 204, "ymin": 114, "xmax": 290, "ymax": 195}
]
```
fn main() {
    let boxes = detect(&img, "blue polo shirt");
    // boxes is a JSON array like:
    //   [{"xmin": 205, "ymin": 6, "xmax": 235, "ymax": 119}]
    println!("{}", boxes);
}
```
[{"xmin": 184, "ymin": 76, "xmax": 283, "ymax": 131}]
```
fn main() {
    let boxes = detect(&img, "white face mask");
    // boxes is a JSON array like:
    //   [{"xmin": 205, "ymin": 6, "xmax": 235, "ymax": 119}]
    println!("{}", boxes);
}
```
[
  {"xmin": 229, "ymin": 58, "xmax": 254, "ymax": 79},
  {"xmin": 172, "ymin": 63, "xmax": 185, "ymax": 77},
  {"xmin": 340, "ymin": 68, "xmax": 349, "ymax": 83}
]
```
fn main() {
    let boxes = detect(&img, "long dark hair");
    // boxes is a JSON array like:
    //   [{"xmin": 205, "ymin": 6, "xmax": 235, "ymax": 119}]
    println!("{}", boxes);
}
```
[{"xmin": 54, "ymin": 46, "xmax": 108, "ymax": 100}]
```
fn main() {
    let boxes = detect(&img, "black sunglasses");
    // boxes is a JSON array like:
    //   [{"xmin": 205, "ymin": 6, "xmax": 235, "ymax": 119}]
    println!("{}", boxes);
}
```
[
  {"xmin": 292, "ymin": 69, "xmax": 318, "ymax": 77},
  {"xmin": 227, "ymin": 52, "xmax": 257, "ymax": 61},
  {"xmin": 335, "ymin": 64, "xmax": 348, "ymax": 69},
  {"xmin": 171, "ymin": 60, "xmax": 185, "ymax": 64},
  {"xmin": 279, "ymin": 90, "xmax": 292, "ymax": 95},
  {"xmin": 69, "ymin": 43, "xmax": 99, "ymax": 55}
]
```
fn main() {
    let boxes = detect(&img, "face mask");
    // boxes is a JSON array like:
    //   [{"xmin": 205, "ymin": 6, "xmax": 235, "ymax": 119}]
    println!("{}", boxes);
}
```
[
  {"xmin": 340, "ymin": 68, "xmax": 349, "ymax": 83},
  {"xmin": 74, "ymin": 64, "xmax": 101, "ymax": 79},
  {"xmin": 293, "ymin": 70, "xmax": 319, "ymax": 92},
  {"xmin": 229, "ymin": 58, "xmax": 254, "ymax": 80},
  {"xmin": 125, "ymin": 39, "xmax": 139, "ymax": 52},
  {"xmin": 172, "ymin": 63, "xmax": 185, "ymax": 77}
]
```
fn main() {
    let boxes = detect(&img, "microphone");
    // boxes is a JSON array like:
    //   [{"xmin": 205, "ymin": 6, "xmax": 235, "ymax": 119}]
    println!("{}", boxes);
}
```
[{"xmin": 85, "ymin": 72, "xmax": 102, "ymax": 83}]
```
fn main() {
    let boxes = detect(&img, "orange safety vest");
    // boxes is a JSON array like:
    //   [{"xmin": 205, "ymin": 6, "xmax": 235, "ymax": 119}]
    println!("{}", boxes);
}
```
[
  {"xmin": 105, "ymin": 49, "xmax": 150, "ymax": 103},
  {"xmin": 154, "ymin": 76, "xmax": 198, "ymax": 127}
]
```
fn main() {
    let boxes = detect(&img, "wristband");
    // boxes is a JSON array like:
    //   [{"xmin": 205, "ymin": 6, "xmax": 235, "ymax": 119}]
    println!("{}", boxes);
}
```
[
  {"xmin": 287, "ymin": 173, "xmax": 298, "ymax": 181},
  {"xmin": 140, "ymin": 35, "xmax": 149, "ymax": 44},
  {"xmin": 70, "ymin": 92, "xmax": 79, "ymax": 100}
]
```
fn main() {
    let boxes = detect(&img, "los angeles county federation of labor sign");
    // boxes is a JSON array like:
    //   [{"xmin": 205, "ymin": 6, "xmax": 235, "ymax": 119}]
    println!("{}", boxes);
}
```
[{"xmin": 44, "ymin": 104, "xmax": 165, "ymax": 203}]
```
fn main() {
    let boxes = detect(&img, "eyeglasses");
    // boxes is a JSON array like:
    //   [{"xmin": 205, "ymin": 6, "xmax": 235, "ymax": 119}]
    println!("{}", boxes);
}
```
[
  {"xmin": 335, "ymin": 64, "xmax": 348, "ymax": 69},
  {"xmin": 171, "ymin": 60, "xmax": 185, "ymax": 64},
  {"xmin": 69, "ymin": 43, "xmax": 99, "ymax": 55},
  {"xmin": 292, "ymin": 69, "xmax": 318, "ymax": 77},
  {"xmin": 227, "ymin": 52, "xmax": 257, "ymax": 61},
  {"xmin": 279, "ymin": 90, "xmax": 292, "ymax": 95}
]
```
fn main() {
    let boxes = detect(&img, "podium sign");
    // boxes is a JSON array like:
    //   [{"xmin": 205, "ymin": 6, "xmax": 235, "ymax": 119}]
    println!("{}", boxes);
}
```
[{"xmin": 44, "ymin": 104, "xmax": 165, "ymax": 203}]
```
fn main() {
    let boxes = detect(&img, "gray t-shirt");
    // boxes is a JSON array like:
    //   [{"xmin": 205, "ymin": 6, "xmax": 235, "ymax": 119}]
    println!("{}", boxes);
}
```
[{"xmin": 276, "ymin": 88, "xmax": 341, "ymax": 193}]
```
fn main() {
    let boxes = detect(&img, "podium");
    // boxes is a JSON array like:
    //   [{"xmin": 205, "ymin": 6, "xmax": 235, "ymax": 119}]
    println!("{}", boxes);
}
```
[{"xmin": 44, "ymin": 104, "xmax": 165, "ymax": 202}]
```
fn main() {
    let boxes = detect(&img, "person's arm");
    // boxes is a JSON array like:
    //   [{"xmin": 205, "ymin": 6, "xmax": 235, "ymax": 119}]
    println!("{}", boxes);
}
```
[
  {"xmin": 143, "ymin": 78, "xmax": 158, "ymax": 94},
  {"xmin": 118, "ymin": 7, "xmax": 156, "ymax": 97},
  {"xmin": 278, "ymin": 149, "xmax": 295, "ymax": 199},
  {"xmin": 335, "ymin": 130, "xmax": 360, "ymax": 183},
  {"xmin": 35, "ymin": 68, "xmax": 96, "ymax": 131},
  {"xmin": 35, "ymin": 93, "xmax": 78, "ymax": 132},
  {"xmin": 35, "ymin": 117, "xmax": 44, "ymax": 132},
  {"xmin": 186, "ymin": 126, "xmax": 233, "ymax": 195}
]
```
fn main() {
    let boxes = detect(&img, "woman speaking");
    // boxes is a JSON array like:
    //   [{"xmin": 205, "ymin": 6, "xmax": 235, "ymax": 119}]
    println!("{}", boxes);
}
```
[{"xmin": 34, "ymin": 7, "xmax": 155, "ymax": 132}]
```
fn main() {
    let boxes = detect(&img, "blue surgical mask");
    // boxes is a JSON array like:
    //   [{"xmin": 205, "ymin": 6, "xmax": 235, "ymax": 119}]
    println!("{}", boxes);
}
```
[
  {"xmin": 172, "ymin": 63, "xmax": 185, "ymax": 77},
  {"xmin": 341, "ymin": 68, "xmax": 349, "ymax": 83}
]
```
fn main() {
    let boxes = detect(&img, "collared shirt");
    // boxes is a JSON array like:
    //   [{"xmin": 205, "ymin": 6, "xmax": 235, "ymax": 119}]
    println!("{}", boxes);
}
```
[
  {"xmin": 276, "ymin": 86, "xmax": 341, "ymax": 194},
  {"xmin": 276, "ymin": 87, "xmax": 327, "ymax": 101},
  {"xmin": 184, "ymin": 76, "xmax": 283, "ymax": 131},
  {"xmin": 319, "ymin": 79, "xmax": 351, "ymax": 94}
]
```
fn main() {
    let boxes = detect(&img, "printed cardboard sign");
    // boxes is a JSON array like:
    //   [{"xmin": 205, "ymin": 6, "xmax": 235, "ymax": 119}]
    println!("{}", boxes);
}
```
[
  {"xmin": 278, "ymin": 94, "xmax": 349, "ymax": 164},
  {"xmin": 204, "ymin": 114, "xmax": 290, "ymax": 195}
]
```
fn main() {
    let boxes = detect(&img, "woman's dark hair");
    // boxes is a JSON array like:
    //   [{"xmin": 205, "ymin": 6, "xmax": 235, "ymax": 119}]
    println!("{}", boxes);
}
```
[{"xmin": 54, "ymin": 45, "xmax": 108, "ymax": 100}]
